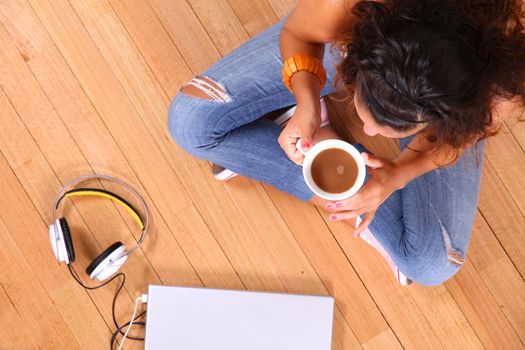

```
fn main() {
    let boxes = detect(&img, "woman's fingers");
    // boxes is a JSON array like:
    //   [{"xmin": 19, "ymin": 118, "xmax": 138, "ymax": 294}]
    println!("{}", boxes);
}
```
[
  {"xmin": 362, "ymin": 152, "xmax": 386, "ymax": 168},
  {"xmin": 278, "ymin": 108, "xmax": 320, "ymax": 165},
  {"xmin": 278, "ymin": 132, "xmax": 302, "ymax": 165},
  {"xmin": 326, "ymin": 193, "xmax": 373, "ymax": 212},
  {"xmin": 328, "ymin": 207, "xmax": 371, "ymax": 221},
  {"xmin": 288, "ymin": 139, "xmax": 305, "ymax": 165},
  {"xmin": 330, "ymin": 186, "xmax": 373, "ymax": 210},
  {"xmin": 354, "ymin": 210, "xmax": 376, "ymax": 238}
]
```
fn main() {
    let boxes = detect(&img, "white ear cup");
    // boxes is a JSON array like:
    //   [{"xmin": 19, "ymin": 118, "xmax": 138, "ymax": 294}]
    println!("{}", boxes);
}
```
[
  {"xmin": 49, "ymin": 219, "xmax": 69, "ymax": 264},
  {"xmin": 89, "ymin": 245, "xmax": 128, "ymax": 281}
]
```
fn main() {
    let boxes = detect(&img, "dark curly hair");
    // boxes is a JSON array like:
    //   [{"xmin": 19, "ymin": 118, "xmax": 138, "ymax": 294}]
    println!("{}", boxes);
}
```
[{"xmin": 334, "ymin": 0, "xmax": 525, "ymax": 165}]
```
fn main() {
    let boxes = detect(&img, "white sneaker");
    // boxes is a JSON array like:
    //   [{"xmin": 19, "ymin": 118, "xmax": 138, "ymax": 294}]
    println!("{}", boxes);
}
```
[
  {"xmin": 211, "ymin": 163, "xmax": 238, "ymax": 181},
  {"xmin": 212, "ymin": 98, "xmax": 330, "ymax": 181}
]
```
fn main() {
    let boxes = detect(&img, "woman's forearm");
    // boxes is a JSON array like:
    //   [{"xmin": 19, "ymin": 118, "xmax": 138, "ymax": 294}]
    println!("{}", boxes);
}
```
[
  {"xmin": 391, "ymin": 135, "xmax": 471, "ymax": 189},
  {"xmin": 391, "ymin": 146, "xmax": 442, "ymax": 190}
]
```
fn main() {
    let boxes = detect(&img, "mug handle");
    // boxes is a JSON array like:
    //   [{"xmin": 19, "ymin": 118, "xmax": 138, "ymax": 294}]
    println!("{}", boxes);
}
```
[{"xmin": 296, "ymin": 139, "xmax": 307, "ymax": 156}]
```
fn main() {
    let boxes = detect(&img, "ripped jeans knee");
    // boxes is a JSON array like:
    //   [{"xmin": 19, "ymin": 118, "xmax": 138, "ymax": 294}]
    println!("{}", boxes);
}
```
[
  {"xmin": 180, "ymin": 75, "xmax": 232, "ymax": 102},
  {"xmin": 397, "ymin": 231, "xmax": 467, "ymax": 286},
  {"xmin": 168, "ymin": 75, "xmax": 233, "ymax": 153},
  {"xmin": 438, "ymin": 220, "xmax": 467, "ymax": 268}
]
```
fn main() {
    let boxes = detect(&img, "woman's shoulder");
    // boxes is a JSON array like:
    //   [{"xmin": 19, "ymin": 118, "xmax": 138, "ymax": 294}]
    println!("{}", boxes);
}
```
[
  {"xmin": 491, "ymin": 97, "xmax": 523, "ymax": 126},
  {"xmin": 284, "ymin": 0, "xmax": 355, "ymax": 43}
]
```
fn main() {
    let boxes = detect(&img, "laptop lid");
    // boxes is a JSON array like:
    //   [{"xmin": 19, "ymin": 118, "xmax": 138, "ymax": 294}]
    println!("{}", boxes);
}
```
[{"xmin": 144, "ymin": 285, "xmax": 334, "ymax": 350}]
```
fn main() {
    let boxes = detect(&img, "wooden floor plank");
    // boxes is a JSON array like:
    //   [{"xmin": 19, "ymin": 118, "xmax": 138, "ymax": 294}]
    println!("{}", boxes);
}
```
[
  {"xmin": 0, "ymin": 217, "xmax": 76, "ymax": 350},
  {"xmin": 148, "ymin": 0, "xmax": 222, "ymax": 72},
  {"xmin": 266, "ymin": 0, "xmax": 296, "ymax": 19},
  {"xmin": 331, "ymin": 311, "xmax": 364, "ymax": 350},
  {"xmin": 0, "ymin": 0, "xmax": 192, "ymax": 321},
  {"xmin": 187, "ymin": 0, "xmax": 250, "ymax": 55},
  {"xmin": 362, "ymin": 330, "xmax": 404, "ymax": 350},
  {"xmin": 64, "ymin": 0, "xmax": 244, "ymax": 290},
  {"xmin": 408, "ymin": 286, "xmax": 484, "ymax": 350},
  {"xmin": 108, "ymin": 0, "xmax": 192, "ymax": 97},
  {"xmin": 0, "ymin": 79, "xmax": 150, "ymax": 350},
  {"xmin": 505, "ymin": 108, "xmax": 525, "ymax": 156},
  {"xmin": 22, "ymin": 0, "xmax": 241, "ymax": 292},
  {"xmin": 478, "ymin": 160, "xmax": 525, "ymax": 274},
  {"xmin": 227, "ymin": 0, "xmax": 278, "ymax": 37},
  {"xmin": 468, "ymin": 204, "xmax": 525, "ymax": 344},
  {"xmin": 479, "ymin": 135, "xmax": 525, "ymax": 278},
  {"xmin": 0, "ymin": 150, "xmax": 108, "ymax": 349},
  {"xmin": 0, "ymin": 281, "xmax": 41, "ymax": 350},
  {"xmin": 67, "ymin": 0, "xmax": 275, "ymax": 291},
  {"xmin": 445, "ymin": 256, "xmax": 523, "ymax": 350}
]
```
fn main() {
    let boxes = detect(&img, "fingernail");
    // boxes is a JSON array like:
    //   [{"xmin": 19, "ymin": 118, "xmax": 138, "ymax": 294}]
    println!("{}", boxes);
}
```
[
  {"xmin": 302, "ymin": 142, "xmax": 310, "ymax": 149},
  {"xmin": 326, "ymin": 204, "xmax": 333, "ymax": 210},
  {"xmin": 335, "ymin": 203, "xmax": 342, "ymax": 208},
  {"xmin": 330, "ymin": 215, "xmax": 338, "ymax": 221}
]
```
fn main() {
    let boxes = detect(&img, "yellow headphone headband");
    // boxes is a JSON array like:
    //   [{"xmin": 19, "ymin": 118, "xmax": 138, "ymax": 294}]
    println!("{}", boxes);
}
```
[{"xmin": 63, "ymin": 189, "xmax": 145, "ymax": 230}]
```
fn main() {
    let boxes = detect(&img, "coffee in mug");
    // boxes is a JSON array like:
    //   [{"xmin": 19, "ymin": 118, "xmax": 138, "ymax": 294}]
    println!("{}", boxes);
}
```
[
  {"xmin": 311, "ymin": 148, "xmax": 359, "ymax": 194},
  {"xmin": 297, "ymin": 139, "xmax": 366, "ymax": 201}
]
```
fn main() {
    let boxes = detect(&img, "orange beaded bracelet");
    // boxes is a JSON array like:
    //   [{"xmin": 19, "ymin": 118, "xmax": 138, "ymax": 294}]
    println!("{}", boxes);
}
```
[{"xmin": 282, "ymin": 53, "xmax": 327, "ymax": 93}]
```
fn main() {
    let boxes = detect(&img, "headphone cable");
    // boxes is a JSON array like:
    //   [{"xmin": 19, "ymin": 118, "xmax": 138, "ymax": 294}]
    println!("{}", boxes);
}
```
[
  {"xmin": 67, "ymin": 265, "xmax": 145, "ymax": 342},
  {"xmin": 110, "ymin": 311, "xmax": 146, "ymax": 350},
  {"xmin": 68, "ymin": 264, "xmax": 122, "ymax": 290},
  {"xmin": 117, "ymin": 297, "xmax": 142, "ymax": 350}
]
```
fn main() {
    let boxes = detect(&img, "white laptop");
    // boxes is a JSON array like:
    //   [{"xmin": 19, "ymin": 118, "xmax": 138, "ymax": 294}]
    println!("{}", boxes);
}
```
[{"xmin": 144, "ymin": 285, "xmax": 334, "ymax": 350}]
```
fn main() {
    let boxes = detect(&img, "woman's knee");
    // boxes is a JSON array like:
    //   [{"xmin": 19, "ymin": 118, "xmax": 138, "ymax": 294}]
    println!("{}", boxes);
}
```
[
  {"xmin": 398, "ymin": 250, "xmax": 463, "ymax": 286},
  {"xmin": 392, "ymin": 213, "xmax": 470, "ymax": 286},
  {"xmin": 168, "ymin": 75, "xmax": 234, "ymax": 149},
  {"xmin": 168, "ymin": 93, "xmax": 223, "ymax": 155}
]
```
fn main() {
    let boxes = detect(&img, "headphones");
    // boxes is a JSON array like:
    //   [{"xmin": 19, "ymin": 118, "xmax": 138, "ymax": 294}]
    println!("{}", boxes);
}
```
[{"xmin": 49, "ymin": 174, "xmax": 150, "ymax": 281}]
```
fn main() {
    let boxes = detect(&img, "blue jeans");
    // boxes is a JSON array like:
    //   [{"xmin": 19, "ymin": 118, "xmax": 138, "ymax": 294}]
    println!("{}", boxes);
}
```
[{"xmin": 168, "ymin": 19, "xmax": 485, "ymax": 285}]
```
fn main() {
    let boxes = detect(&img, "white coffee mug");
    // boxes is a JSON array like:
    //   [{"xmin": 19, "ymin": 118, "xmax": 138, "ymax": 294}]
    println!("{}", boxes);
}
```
[{"xmin": 297, "ymin": 139, "xmax": 366, "ymax": 201}]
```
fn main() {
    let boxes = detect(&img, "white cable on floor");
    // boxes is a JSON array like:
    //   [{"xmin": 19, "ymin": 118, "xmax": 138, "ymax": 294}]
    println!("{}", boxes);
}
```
[{"xmin": 118, "ymin": 297, "xmax": 142, "ymax": 350}]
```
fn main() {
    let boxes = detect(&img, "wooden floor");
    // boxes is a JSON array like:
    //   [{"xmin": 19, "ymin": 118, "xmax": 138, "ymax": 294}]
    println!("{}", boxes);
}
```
[{"xmin": 0, "ymin": 0, "xmax": 524, "ymax": 349}]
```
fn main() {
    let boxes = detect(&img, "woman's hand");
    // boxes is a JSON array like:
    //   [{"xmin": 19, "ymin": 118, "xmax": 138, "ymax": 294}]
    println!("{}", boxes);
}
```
[
  {"xmin": 325, "ymin": 152, "xmax": 407, "ymax": 237},
  {"xmin": 278, "ymin": 104, "xmax": 321, "ymax": 165}
]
